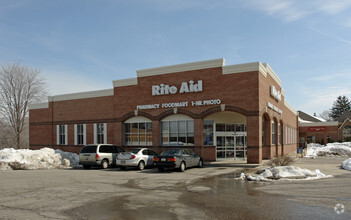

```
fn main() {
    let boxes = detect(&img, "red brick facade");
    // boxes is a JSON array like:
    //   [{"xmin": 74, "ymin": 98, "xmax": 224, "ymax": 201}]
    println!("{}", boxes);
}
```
[{"xmin": 29, "ymin": 59, "xmax": 298, "ymax": 163}]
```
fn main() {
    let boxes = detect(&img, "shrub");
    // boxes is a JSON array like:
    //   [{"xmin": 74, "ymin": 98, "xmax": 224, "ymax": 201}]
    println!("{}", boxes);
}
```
[{"xmin": 265, "ymin": 155, "xmax": 295, "ymax": 167}]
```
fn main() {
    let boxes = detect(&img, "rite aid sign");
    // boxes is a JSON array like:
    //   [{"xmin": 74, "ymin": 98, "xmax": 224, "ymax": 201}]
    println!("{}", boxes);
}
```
[{"xmin": 152, "ymin": 80, "xmax": 203, "ymax": 96}]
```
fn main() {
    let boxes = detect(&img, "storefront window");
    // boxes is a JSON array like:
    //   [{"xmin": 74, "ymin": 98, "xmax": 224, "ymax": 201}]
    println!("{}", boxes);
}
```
[
  {"xmin": 161, "ymin": 120, "xmax": 194, "ymax": 146},
  {"xmin": 124, "ymin": 122, "xmax": 152, "ymax": 146},
  {"xmin": 203, "ymin": 120, "xmax": 213, "ymax": 145}
]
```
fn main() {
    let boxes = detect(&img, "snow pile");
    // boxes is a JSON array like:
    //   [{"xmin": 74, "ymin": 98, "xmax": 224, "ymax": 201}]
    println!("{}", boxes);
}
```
[
  {"xmin": 238, "ymin": 166, "xmax": 333, "ymax": 181},
  {"xmin": 305, "ymin": 142, "xmax": 351, "ymax": 158},
  {"xmin": 0, "ymin": 148, "xmax": 80, "ymax": 170},
  {"xmin": 342, "ymin": 158, "xmax": 351, "ymax": 171}
]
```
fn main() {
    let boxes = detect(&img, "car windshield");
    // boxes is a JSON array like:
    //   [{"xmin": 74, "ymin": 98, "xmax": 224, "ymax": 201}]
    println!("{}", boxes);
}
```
[
  {"xmin": 129, "ymin": 149, "xmax": 141, "ymax": 154},
  {"xmin": 161, "ymin": 149, "xmax": 182, "ymax": 156},
  {"xmin": 80, "ymin": 145, "xmax": 97, "ymax": 153}
]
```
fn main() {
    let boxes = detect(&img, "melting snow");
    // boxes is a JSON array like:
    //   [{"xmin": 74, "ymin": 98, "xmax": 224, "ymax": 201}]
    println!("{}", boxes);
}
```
[
  {"xmin": 305, "ymin": 142, "xmax": 351, "ymax": 158},
  {"xmin": 238, "ymin": 166, "xmax": 333, "ymax": 181},
  {"xmin": 342, "ymin": 158, "xmax": 351, "ymax": 171},
  {"xmin": 0, "ymin": 148, "xmax": 80, "ymax": 170}
]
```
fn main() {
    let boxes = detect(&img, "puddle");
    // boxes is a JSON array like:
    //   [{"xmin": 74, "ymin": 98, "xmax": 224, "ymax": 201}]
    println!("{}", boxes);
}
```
[{"xmin": 180, "ymin": 173, "xmax": 351, "ymax": 219}]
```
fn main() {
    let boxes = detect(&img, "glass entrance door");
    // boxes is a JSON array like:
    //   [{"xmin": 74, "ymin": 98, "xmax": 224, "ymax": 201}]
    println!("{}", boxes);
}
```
[{"xmin": 215, "ymin": 123, "xmax": 247, "ymax": 160}]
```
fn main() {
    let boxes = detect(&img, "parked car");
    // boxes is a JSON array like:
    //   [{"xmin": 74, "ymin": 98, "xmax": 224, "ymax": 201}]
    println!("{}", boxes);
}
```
[
  {"xmin": 153, "ymin": 148, "xmax": 203, "ymax": 172},
  {"xmin": 79, "ymin": 144, "xmax": 125, "ymax": 169},
  {"xmin": 116, "ymin": 148, "xmax": 158, "ymax": 170}
]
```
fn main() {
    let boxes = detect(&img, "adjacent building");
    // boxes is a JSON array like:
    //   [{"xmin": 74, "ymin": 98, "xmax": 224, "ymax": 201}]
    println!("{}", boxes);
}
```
[
  {"xmin": 29, "ymin": 58, "xmax": 299, "ymax": 163},
  {"xmin": 299, "ymin": 110, "xmax": 351, "ymax": 146}
]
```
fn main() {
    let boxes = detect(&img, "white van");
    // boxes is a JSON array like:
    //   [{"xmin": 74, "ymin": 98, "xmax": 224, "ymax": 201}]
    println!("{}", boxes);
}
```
[{"xmin": 79, "ymin": 144, "xmax": 125, "ymax": 169}]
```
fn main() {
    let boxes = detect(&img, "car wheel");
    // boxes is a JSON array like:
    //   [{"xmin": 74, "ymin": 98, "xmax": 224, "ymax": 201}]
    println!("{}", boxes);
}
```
[
  {"xmin": 179, "ymin": 162, "xmax": 186, "ymax": 172},
  {"xmin": 101, "ymin": 159, "xmax": 109, "ymax": 169},
  {"xmin": 83, "ymin": 165, "xmax": 90, "ymax": 169},
  {"xmin": 120, "ymin": 166, "xmax": 127, "ymax": 170},
  {"xmin": 158, "ymin": 167, "xmax": 164, "ymax": 172},
  {"xmin": 138, "ymin": 161, "xmax": 145, "ymax": 170},
  {"xmin": 198, "ymin": 159, "xmax": 203, "ymax": 168}
]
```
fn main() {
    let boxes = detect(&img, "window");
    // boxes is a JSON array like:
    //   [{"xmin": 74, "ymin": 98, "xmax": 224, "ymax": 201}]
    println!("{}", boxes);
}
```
[
  {"xmin": 272, "ymin": 121, "xmax": 275, "ymax": 145},
  {"xmin": 75, "ymin": 124, "xmax": 86, "ymax": 145},
  {"xmin": 203, "ymin": 120, "xmax": 213, "ymax": 145},
  {"xmin": 343, "ymin": 125, "xmax": 351, "ymax": 141},
  {"xmin": 161, "ymin": 120, "xmax": 194, "ymax": 146},
  {"xmin": 124, "ymin": 122, "xmax": 152, "ymax": 145},
  {"xmin": 57, "ymin": 125, "xmax": 67, "ymax": 145},
  {"xmin": 278, "ymin": 123, "xmax": 282, "ymax": 145},
  {"xmin": 94, "ymin": 123, "xmax": 107, "ymax": 144},
  {"xmin": 262, "ymin": 117, "xmax": 265, "ymax": 146}
]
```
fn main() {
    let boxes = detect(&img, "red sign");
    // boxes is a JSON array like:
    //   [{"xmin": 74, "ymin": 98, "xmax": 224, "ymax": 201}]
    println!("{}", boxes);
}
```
[{"xmin": 308, "ymin": 126, "xmax": 327, "ymax": 132}]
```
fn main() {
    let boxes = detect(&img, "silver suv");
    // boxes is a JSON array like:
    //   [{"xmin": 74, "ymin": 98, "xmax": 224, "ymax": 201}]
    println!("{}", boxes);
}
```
[{"xmin": 79, "ymin": 144, "xmax": 125, "ymax": 169}]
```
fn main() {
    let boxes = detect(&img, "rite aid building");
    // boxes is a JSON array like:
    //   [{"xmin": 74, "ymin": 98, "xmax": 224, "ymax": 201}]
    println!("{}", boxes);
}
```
[{"xmin": 29, "ymin": 59, "xmax": 298, "ymax": 164}]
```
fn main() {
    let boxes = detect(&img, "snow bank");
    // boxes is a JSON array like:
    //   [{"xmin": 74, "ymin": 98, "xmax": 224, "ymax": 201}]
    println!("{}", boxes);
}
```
[
  {"xmin": 238, "ymin": 166, "xmax": 333, "ymax": 181},
  {"xmin": 342, "ymin": 158, "xmax": 351, "ymax": 171},
  {"xmin": 0, "ymin": 148, "xmax": 80, "ymax": 170},
  {"xmin": 305, "ymin": 142, "xmax": 351, "ymax": 158}
]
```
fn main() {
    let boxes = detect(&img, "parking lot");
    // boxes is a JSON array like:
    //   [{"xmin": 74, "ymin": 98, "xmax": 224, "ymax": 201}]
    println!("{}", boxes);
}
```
[{"xmin": 0, "ymin": 166, "xmax": 240, "ymax": 219}]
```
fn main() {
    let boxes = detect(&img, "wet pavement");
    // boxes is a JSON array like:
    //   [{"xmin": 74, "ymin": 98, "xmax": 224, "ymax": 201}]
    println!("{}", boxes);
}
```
[
  {"xmin": 181, "ymin": 173, "xmax": 350, "ymax": 220},
  {"xmin": 0, "ymin": 157, "xmax": 349, "ymax": 219}
]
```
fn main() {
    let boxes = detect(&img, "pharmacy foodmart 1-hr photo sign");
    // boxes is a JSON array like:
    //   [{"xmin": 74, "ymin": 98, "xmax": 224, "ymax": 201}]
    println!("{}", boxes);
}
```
[{"xmin": 152, "ymin": 80, "xmax": 203, "ymax": 96}]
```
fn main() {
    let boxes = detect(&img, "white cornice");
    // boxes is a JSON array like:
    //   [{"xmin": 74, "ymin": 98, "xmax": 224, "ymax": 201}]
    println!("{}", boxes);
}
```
[
  {"xmin": 136, "ymin": 58, "xmax": 225, "ymax": 78},
  {"xmin": 284, "ymin": 100, "xmax": 298, "ymax": 116},
  {"xmin": 299, "ymin": 121, "xmax": 339, "ymax": 127},
  {"xmin": 29, "ymin": 102, "xmax": 49, "ymax": 110},
  {"xmin": 113, "ymin": 78, "xmax": 138, "ymax": 87},
  {"xmin": 49, "ymin": 89, "xmax": 114, "ymax": 102},
  {"xmin": 263, "ymin": 63, "xmax": 282, "ymax": 87}
]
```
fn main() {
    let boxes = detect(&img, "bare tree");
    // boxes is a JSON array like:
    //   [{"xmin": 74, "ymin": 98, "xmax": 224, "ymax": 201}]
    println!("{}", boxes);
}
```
[
  {"xmin": 0, "ymin": 63, "xmax": 46, "ymax": 148},
  {"xmin": 318, "ymin": 110, "xmax": 333, "ymax": 122}
]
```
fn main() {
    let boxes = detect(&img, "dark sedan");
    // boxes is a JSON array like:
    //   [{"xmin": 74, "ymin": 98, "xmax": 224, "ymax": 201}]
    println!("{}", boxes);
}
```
[{"xmin": 153, "ymin": 148, "xmax": 203, "ymax": 172}]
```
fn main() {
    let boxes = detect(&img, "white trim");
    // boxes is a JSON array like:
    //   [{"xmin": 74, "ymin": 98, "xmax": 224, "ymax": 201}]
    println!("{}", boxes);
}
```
[
  {"xmin": 113, "ymin": 78, "xmax": 138, "ymax": 87},
  {"xmin": 104, "ymin": 123, "xmax": 107, "ymax": 144},
  {"xmin": 125, "ymin": 116, "xmax": 152, "ymax": 123},
  {"xmin": 299, "ymin": 121, "xmax": 339, "ymax": 127},
  {"xmin": 338, "ymin": 118, "xmax": 351, "ymax": 130},
  {"xmin": 161, "ymin": 114, "xmax": 193, "ymax": 121},
  {"xmin": 57, "ymin": 125, "xmax": 60, "ymax": 145},
  {"xmin": 83, "ymin": 124, "xmax": 87, "ymax": 145},
  {"xmin": 222, "ymin": 62, "xmax": 261, "ymax": 74},
  {"xmin": 137, "ymin": 58, "xmax": 225, "ymax": 78},
  {"xmin": 49, "ymin": 89, "xmax": 113, "ymax": 102},
  {"xmin": 284, "ymin": 100, "xmax": 298, "ymax": 115},
  {"xmin": 263, "ymin": 63, "xmax": 282, "ymax": 86},
  {"xmin": 74, "ymin": 124, "xmax": 77, "ymax": 145},
  {"xmin": 93, "ymin": 124, "xmax": 97, "ymax": 145},
  {"xmin": 29, "ymin": 102, "xmax": 49, "ymax": 110}
]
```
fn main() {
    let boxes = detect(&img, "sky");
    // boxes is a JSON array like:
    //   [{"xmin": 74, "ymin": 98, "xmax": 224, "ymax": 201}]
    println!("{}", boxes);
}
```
[{"xmin": 1, "ymin": 0, "xmax": 351, "ymax": 116}]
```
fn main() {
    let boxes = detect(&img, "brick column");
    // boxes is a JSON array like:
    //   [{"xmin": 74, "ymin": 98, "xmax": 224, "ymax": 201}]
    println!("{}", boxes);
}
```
[
  {"xmin": 247, "ymin": 115, "xmax": 262, "ymax": 164},
  {"xmin": 152, "ymin": 120, "xmax": 160, "ymax": 146},
  {"xmin": 194, "ymin": 118, "xmax": 203, "ymax": 157},
  {"xmin": 115, "ymin": 122, "xmax": 123, "ymax": 146}
]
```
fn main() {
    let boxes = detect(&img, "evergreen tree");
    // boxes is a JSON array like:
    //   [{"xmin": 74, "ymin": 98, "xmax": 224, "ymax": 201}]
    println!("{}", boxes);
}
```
[{"xmin": 329, "ymin": 95, "xmax": 351, "ymax": 120}]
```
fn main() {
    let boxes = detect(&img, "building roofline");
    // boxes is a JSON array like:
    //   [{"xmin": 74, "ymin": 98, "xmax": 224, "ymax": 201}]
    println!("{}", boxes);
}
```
[
  {"xmin": 299, "ymin": 121, "xmax": 339, "ymax": 127},
  {"xmin": 136, "ymin": 58, "xmax": 225, "ymax": 78},
  {"xmin": 48, "ymin": 89, "xmax": 114, "ymax": 102}
]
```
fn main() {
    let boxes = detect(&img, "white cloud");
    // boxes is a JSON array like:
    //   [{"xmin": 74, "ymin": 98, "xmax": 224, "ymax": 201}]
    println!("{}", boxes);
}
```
[
  {"xmin": 316, "ymin": 0, "xmax": 351, "ymax": 15},
  {"xmin": 310, "ymin": 27, "xmax": 351, "ymax": 46},
  {"xmin": 309, "ymin": 73, "xmax": 351, "ymax": 81},
  {"xmin": 242, "ymin": 0, "xmax": 351, "ymax": 23},
  {"xmin": 299, "ymin": 86, "xmax": 351, "ymax": 113},
  {"xmin": 44, "ymin": 70, "xmax": 112, "ymax": 96}
]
